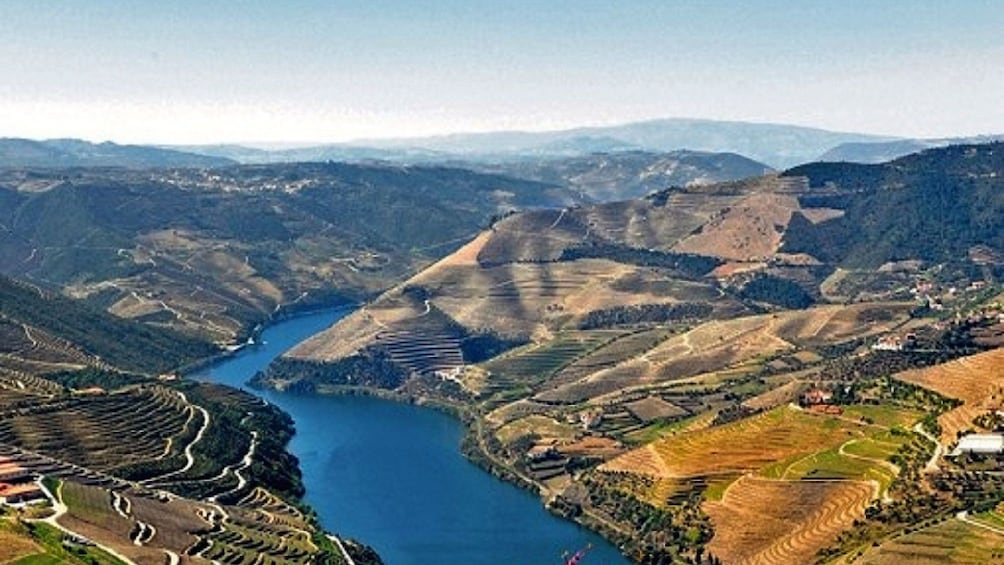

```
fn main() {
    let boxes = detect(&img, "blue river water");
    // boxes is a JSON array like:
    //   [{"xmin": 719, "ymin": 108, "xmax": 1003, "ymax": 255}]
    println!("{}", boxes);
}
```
[{"xmin": 192, "ymin": 308, "xmax": 630, "ymax": 565}]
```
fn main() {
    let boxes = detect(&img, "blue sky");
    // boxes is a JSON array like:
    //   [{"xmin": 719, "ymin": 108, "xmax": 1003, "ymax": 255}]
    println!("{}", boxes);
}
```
[{"xmin": 1, "ymin": 0, "xmax": 1001, "ymax": 143}]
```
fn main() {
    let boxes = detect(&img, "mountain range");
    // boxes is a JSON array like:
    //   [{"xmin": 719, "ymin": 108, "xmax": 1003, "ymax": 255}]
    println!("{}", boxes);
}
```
[
  {"xmin": 0, "ymin": 138, "xmax": 235, "ymax": 169},
  {"xmin": 172, "ymin": 118, "xmax": 894, "ymax": 169}
]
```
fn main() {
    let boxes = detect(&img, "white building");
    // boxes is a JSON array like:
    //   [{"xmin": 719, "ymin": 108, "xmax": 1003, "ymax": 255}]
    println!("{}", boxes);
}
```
[{"xmin": 952, "ymin": 433, "xmax": 1004, "ymax": 456}]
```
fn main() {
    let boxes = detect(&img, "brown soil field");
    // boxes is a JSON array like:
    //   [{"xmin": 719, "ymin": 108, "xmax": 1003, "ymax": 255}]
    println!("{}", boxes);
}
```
[
  {"xmin": 557, "ymin": 436, "xmax": 623, "ymax": 458},
  {"xmin": 286, "ymin": 305, "xmax": 401, "ymax": 361},
  {"xmin": 475, "ymin": 210, "xmax": 589, "ymax": 264},
  {"xmin": 672, "ymin": 192, "xmax": 801, "ymax": 261},
  {"xmin": 58, "ymin": 481, "xmax": 169, "ymax": 564},
  {"xmin": 623, "ymin": 396, "xmax": 687, "ymax": 422},
  {"xmin": 742, "ymin": 379, "xmax": 803, "ymax": 412},
  {"xmin": 573, "ymin": 194, "xmax": 735, "ymax": 252},
  {"xmin": 704, "ymin": 475, "xmax": 873, "ymax": 565},
  {"xmin": 127, "ymin": 490, "xmax": 209, "ymax": 553},
  {"xmin": 711, "ymin": 262, "xmax": 768, "ymax": 278},
  {"xmin": 799, "ymin": 207, "xmax": 845, "ymax": 224},
  {"xmin": 601, "ymin": 406, "xmax": 865, "ymax": 478},
  {"xmin": 895, "ymin": 348, "xmax": 1004, "ymax": 443}
]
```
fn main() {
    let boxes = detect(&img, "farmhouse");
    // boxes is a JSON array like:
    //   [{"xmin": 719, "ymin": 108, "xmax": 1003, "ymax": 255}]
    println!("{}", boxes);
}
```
[
  {"xmin": 0, "ymin": 482, "xmax": 44, "ymax": 504},
  {"xmin": 578, "ymin": 410, "xmax": 603, "ymax": 431},
  {"xmin": 801, "ymin": 388, "xmax": 833, "ymax": 406},
  {"xmin": 952, "ymin": 433, "xmax": 1004, "ymax": 456},
  {"xmin": 0, "ymin": 462, "xmax": 31, "ymax": 483},
  {"xmin": 526, "ymin": 444, "xmax": 558, "ymax": 462}
]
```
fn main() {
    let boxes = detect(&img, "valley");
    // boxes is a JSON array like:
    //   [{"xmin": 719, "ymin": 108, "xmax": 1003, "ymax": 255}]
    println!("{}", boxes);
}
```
[
  {"xmin": 5, "ymin": 3, "xmax": 1003, "ymax": 564},
  {"xmin": 0, "ymin": 141, "xmax": 1001, "ymax": 564}
]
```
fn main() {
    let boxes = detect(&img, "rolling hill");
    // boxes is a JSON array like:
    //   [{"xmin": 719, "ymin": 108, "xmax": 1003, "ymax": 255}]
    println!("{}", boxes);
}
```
[
  {"xmin": 177, "ymin": 118, "xmax": 893, "ymax": 169},
  {"xmin": 468, "ymin": 150, "xmax": 772, "ymax": 202},
  {"xmin": 274, "ymin": 144, "xmax": 1004, "ymax": 386},
  {"xmin": 0, "ymin": 274, "xmax": 216, "ymax": 374},
  {"xmin": 0, "ymin": 138, "xmax": 234, "ymax": 169},
  {"xmin": 0, "ymin": 162, "xmax": 572, "ymax": 342}
]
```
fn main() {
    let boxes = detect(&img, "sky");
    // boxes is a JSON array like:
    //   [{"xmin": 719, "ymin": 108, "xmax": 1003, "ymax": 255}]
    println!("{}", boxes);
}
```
[{"xmin": 1, "ymin": 0, "xmax": 1002, "ymax": 144}]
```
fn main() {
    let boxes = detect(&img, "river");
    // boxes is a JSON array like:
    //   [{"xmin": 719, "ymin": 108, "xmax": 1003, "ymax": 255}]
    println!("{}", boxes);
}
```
[{"xmin": 192, "ymin": 307, "xmax": 630, "ymax": 565}]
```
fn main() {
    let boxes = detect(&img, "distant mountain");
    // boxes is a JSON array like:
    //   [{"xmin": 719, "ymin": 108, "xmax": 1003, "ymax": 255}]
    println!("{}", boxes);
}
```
[
  {"xmin": 352, "ymin": 118, "xmax": 895, "ymax": 168},
  {"xmin": 0, "ymin": 138, "xmax": 235, "ymax": 169},
  {"xmin": 469, "ymin": 150, "xmax": 772, "ymax": 202},
  {"xmin": 177, "ymin": 118, "xmax": 894, "ymax": 169},
  {"xmin": 167, "ymin": 143, "xmax": 450, "ymax": 165},
  {"xmin": 819, "ymin": 134, "xmax": 1004, "ymax": 164}
]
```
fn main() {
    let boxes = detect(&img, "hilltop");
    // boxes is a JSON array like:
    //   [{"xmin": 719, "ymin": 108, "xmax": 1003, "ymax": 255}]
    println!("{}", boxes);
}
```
[
  {"xmin": 819, "ymin": 134, "xmax": 1004, "ymax": 164},
  {"xmin": 260, "ymin": 143, "xmax": 1004, "ymax": 563}
]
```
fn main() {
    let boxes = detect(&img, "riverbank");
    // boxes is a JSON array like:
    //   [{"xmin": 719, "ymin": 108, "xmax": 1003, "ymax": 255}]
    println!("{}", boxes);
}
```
[
  {"xmin": 195, "ymin": 308, "xmax": 630, "ymax": 564},
  {"xmin": 177, "ymin": 299, "xmax": 358, "ymax": 376},
  {"xmin": 300, "ymin": 383, "xmax": 636, "ymax": 562}
]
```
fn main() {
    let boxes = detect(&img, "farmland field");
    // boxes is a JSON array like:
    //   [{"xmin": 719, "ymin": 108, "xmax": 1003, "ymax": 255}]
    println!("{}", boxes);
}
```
[
  {"xmin": 851, "ymin": 518, "xmax": 1004, "ymax": 564},
  {"xmin": 495, "ymin": 415, "xmax": 578, "ymax": 445},
  {"xmin": 482, "ymin": 330, "xmax": 621, "ymax": 391},
  {"xmin": 534, "ymin": 304, "xmax": 912, "ymax": 405},
  {"xmin": 602, "ymin": 406, "xmax": 868, "ymax": 478}
]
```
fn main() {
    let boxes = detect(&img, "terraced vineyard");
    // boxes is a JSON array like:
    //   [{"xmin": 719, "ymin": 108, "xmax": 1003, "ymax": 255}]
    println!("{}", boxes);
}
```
[
  {"xmin": 540, "ymin": 328, "xmax": 673, "ymax": 393},
  {"xmin": 0, "ymin": 385, "xmax": 191, "ymax": 473},
  {"xmin": 895, "ymin": 347, "xmax": 1004, "ymax": 443},
  {"xmin": 481, "ymin": 330, "xmax": 622, "ymax": 395},
  {"xmin": 852, "ymin": 518, "xmax": 1004, "ymax": 564},
  {"xmin": 376, "ymin": 328, "xmax": 464, "ymax": 376},
  {"xmin": 703, "ymin": 476, "xmax": 873, "ymax": 565},
  {"xmin": 601, "ymin": 406, "xmax": 867, "ymax": 478},
  {"xmin": 0, "ymin": 319, "xmax": 96, "ymax": 372},
  {"xmin": 0, "ymin": 369, "xmax": 358, "ymax": 565},
  {"xmin": 52, "ymin": 478, "xmax": 351, "ymax": 565},
  {"xmin": 200, "ymin": 487, "xmax": 325, "ymax": 564}
]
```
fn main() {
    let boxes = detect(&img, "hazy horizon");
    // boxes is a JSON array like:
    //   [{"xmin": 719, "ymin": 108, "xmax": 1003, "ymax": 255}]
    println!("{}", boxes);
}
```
[{"xmin": 2, "ymin": 0, "xmax": 1002, "ymax": 144}]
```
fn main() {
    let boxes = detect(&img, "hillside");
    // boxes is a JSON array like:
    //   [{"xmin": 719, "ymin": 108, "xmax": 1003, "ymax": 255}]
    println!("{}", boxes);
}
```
[
  {"xmin": 0, "ymin": 138, "xmax": 234, "ymax": 169},
  {"xmin": 273, "ymin": 145, "xmax": 1004, "ymax": 382},
  {"xmin": 0, "ymin": 355, "xmax": 378, "ymax": 563},
  {"xmin": 0, "ymin": 275, "xmax": 216, "ymax": 375},
  {"xmin": 470, "ymin": 150, "xmax": 772, "ymax": 202},
  {"xmin": 0, "ymin": 162, "xmax": 570, "ymax": 342},
  {"xmin": 261, "ymin": 142, "xmax": 1004, "ymax": 563},
  {"xmin": 782, "ymin": 143, "xmax": 1004, "ymax": 270}
]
